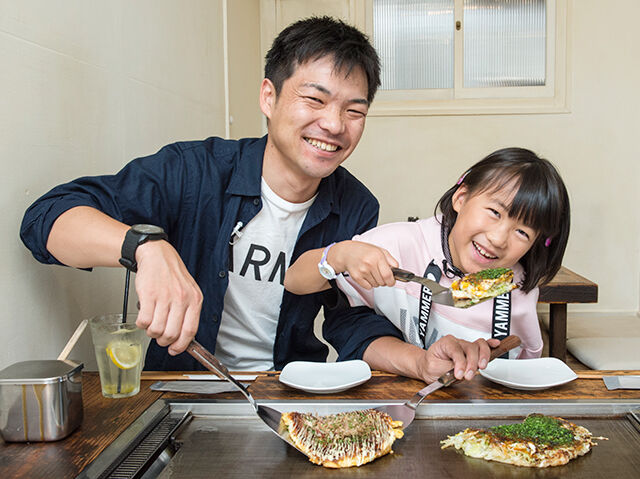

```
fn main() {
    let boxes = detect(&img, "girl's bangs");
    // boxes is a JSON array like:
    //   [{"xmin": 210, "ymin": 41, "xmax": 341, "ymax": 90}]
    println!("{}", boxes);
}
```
[{"xmin": 481, "ymin": 169, "xmax": 560, "ymax": 235}]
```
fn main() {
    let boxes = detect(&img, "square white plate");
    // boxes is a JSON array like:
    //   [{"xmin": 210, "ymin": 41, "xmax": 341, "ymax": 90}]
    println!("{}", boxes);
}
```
[
  {"xmin": 479, "ymin": 357, "xmax": 577, "ymax": 390},
  {"xmin": 279, "ymin": 360, "xmax": 372, "ymax": 394}
]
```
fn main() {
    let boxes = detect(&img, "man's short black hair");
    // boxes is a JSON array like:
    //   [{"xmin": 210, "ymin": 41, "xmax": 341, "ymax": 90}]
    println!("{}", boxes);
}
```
[{"xmin": 264, "ymin": 16, "xmax": 381, "ymax": 104}]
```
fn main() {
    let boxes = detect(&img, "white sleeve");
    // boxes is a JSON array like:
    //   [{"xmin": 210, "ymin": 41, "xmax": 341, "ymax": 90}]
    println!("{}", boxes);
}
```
[
  {"xmin": 513, "ymin": 287, "xmax": 544, "ymax": 359},
  {"xmin": 335, "ymin": 273, "xmax": 376, "ymax": 309}
]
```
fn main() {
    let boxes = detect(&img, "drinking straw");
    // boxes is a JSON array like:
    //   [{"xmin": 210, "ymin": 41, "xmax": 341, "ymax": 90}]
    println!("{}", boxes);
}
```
[
  {"xmin": 117, "ymin": 269, "xmax": 131, "ymax": 394},
  {"xmin": 122, "ymin": 269, "xmax": 130, "ymax": 321}
]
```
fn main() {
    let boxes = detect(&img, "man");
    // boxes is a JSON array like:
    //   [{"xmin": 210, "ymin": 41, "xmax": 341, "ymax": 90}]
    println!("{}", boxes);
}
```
[{"xmin": 21, "ymin": 16, "xmax": 495, "ymax": 381}]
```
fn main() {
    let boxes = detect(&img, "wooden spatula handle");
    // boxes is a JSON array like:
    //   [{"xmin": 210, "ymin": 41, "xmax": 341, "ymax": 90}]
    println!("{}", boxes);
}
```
[
  {"xmin": 438, "ymin": 335, "xmax": 521, "ymax": 387},
  {"xmin": 489, "ymin": 335, "xmax": 521, "ymax": 361}
]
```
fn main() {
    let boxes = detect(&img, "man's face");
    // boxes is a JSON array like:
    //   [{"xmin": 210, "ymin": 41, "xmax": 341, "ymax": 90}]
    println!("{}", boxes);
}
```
[{"xmin": 260, "ymin": 56, "xmax": 369, "ymax": 184}]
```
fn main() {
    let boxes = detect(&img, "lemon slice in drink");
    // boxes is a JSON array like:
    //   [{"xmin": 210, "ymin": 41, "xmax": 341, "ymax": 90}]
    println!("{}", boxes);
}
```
[{"xmin": 106, "ymin": 341, "xmax": 141, "ymax": 370}]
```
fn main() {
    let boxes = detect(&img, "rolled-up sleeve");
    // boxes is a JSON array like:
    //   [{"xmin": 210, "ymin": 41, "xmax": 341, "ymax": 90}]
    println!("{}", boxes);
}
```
[
  {"xmin": 322, "ymin": 293, "xmax": 403, "ymax": 361},
  {"xmin": 20, "ymin": 144, "xmax": 185, "ymax": 265}
]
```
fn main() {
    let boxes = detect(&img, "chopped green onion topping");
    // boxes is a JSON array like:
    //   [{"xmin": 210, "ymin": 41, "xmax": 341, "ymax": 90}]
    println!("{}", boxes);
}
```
[{"xmin": 490, "ymin": 415, "xmax": 575, "ymax": 446}]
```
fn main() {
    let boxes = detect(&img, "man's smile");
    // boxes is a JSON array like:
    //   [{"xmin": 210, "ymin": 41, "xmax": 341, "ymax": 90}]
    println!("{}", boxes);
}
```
[{"xmin": 304, "ymin": 137, "xmax": 341, "ymax": 152}]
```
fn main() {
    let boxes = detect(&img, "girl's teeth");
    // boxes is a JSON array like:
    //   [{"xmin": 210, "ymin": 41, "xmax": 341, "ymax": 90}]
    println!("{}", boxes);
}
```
[
  {"xmin": 305, "ymin": 137, "xmax": 338, "ymax": 152},
  {"xmin": 473, "ymin": 241, "xmax": 497, "ymax": 259}
]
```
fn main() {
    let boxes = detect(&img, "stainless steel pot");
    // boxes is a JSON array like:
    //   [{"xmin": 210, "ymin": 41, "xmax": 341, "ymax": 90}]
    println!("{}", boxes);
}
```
[{"xmin": 0, "ymin": 359, "xmax": 83, "ymax": 442}]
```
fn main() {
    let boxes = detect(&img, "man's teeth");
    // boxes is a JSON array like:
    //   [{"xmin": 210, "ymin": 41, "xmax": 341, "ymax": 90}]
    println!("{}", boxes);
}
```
[
  {"xmin": 473, "ymin": 241, "xmax": 497, "ymax": 259},
  {"xmin": 305, "ymin": 137, "xmax": 338, "ymax": 152}
]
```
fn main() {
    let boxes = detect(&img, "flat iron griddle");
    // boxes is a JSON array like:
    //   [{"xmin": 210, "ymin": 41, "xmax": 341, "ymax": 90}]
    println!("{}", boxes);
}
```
[{"xmin": 152, "ymin": 400, "xmax": 640, "ymax": 479}]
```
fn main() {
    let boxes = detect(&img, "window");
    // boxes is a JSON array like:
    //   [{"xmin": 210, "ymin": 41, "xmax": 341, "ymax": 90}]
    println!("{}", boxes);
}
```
[
  {"xmin": 463, "ymin": 0, "xmax": 546, "ymax": 88},
  {"xmin": 363, "ymin": 0, "xmax": 568, "ymax": 116}
]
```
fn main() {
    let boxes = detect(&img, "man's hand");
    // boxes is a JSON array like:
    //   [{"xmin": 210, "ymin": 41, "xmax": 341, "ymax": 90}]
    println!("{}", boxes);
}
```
[
  {"xmin": 363, "ymin": 335, "xmax": 501, "ymax": 384},
  {"xmin": 134, "ymin": 240, "xmax": 203, "ymax": 355},
  {"xmin": 46, "ymin": 207, "xmax": 203, "ymax": 355},
  {"xmin": 418, "ymin": 335, "xmax": 501, "ymax": 383}
]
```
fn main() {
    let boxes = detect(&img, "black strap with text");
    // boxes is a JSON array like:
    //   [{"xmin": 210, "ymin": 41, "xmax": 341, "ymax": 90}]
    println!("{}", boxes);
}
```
[
  {"xmin": 491, "ymin": 291, "xmax": 512, "ymax": 358},
  {"xmin": 418, "ymin": 267, "xmax": 512, "ymax": 358}
]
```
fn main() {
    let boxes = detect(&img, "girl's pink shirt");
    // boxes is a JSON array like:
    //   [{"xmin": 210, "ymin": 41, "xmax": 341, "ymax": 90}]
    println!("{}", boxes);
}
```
[{"xmin": 336, "ymin": 216, "xmax": 543, "ymax": 359}]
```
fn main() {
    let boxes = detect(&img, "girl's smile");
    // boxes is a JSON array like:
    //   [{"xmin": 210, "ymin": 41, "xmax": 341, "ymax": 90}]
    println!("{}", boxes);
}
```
[
  {"xmin": 448, "ymin": 184, "xmax": 538, "ymax": 274},
  {"xmin": 472, "ymin": 241, "xmax": 498, "ymax": 260}
]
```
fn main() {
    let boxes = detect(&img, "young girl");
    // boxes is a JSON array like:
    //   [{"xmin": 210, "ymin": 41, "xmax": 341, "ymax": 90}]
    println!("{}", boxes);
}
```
[{"xmin": 284, "ymin": 147, "xmax": 570, "ymax": 360}]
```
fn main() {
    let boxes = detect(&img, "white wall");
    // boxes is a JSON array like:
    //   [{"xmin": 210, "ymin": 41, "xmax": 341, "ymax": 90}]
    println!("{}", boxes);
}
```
[
  {"xmin": 347, "ymin": 2, "xmax": 640, "ymax": 314},
  {"xmin": 228, "ymin": 0, "xmax": 263, "ymax": 139},
  {"xmin": 1, "ymin": 0, "xmax": 226, "ymax": 370},
  {"xmin": 2, "ymin": 1, "xmax": 638, "ymax": 372},
  {"xmin": 259, "ymin": 0, "xmax": 640, "ymax": 316}
]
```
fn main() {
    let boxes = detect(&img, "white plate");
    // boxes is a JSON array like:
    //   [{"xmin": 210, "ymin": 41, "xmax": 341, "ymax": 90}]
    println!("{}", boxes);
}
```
[
  {"xmin": 479, "ymin": 357, "xmax": 578, "ymax": 390},
  {"xmin": 279, "ymin": 360, "xmax": 372, "ymax": 394}
]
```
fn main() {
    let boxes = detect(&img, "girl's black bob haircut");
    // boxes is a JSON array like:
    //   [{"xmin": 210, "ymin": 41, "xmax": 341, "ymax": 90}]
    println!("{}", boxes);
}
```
[
  {"xmin": 436, "ymin": 147, "xmax": 570, "ymax": 292},
  {"xmin": 264, "ymin": 16, "xmax": 381, "ymax": 104}
]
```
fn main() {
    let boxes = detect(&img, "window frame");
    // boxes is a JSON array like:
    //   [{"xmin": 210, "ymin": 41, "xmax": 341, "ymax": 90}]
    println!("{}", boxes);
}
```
[{"xmin": 357, "ymin": 0, "xmax": 569, "ymax": 116}]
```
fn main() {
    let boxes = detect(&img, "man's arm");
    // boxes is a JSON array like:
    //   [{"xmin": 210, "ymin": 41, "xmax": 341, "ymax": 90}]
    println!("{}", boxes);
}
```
[
  {"xmin": 46, "ymin": 206, "xmax": 203, "ymax": 355},
  {"xmin": 363, "ymin": 335, "xmax": 500, "ymax": 384},
  {"xmin": 323, "ymin": 298, "xmax": 499, "ymax": 384},
  {"xmin": 21, "ymin": 143, "xmax": 208, "ymax": 357},
  {"xmin": 322, "ymin": 301, "xmax": 405, "ymax": 360},
  {"xmin": 47, "ymin": 206, "xmax": 128, "ymax": 268}
]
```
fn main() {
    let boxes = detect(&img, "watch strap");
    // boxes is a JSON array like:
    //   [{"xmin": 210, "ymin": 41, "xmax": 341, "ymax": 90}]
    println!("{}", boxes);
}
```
[
  {"xmin": 317, "ymin": 242, "xmax": 337, "ymax": 280},
  {"xmin": 119, "ymin": 226, "xmax": 168, "ymax": 273}
]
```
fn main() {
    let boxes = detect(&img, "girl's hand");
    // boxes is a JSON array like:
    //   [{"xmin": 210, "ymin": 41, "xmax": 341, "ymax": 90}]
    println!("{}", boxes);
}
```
[{"xmin": 329, "ymin": 240, "xmax": 399, "ymax": 290}]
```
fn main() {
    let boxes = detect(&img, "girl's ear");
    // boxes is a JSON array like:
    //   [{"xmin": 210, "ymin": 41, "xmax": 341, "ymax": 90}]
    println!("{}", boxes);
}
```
[
  {"xmin": 451, "ymin": 185, "xmax": 468, "ymax": 213},
  {"xmin": 259, "ymin": 78, "xmax": 276, "ymax": 119}
]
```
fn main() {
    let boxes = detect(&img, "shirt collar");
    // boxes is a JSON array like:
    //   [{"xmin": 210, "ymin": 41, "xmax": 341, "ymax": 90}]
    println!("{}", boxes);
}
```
[
  {"xmin": 225, "ymin": 135, "xmax": 267, "ymax": 197},
  {"xmin": 226, "ymin": 134, "xmax": 339, "ymax": 214}
]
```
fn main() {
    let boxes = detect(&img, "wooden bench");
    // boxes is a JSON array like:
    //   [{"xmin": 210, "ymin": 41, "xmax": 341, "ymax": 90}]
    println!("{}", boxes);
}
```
[{"xmin": 538, "ymin": 266, "xmax": 598, "ymax": 361}]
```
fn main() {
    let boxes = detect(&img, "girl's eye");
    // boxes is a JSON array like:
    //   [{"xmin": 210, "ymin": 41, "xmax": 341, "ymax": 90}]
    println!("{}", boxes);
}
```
[
  {"xmin": 516, "ymin": 229, "xmax": 531, "ymax": 240},
  {"xmin": 488, "ymin": 208, "xmax": 501, "ymax": 218}
]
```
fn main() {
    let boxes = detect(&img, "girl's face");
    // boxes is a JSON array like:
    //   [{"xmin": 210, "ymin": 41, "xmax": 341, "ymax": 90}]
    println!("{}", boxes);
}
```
[{"xmin": 448, "ymin": 184, "xmax": 538, "ymax": 274}]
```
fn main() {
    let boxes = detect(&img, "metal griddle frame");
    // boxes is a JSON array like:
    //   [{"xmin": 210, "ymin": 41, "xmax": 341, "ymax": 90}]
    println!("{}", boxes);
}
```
[{"xmin": 77, "ymin": 399, "xmax": 640, "ymax": 479}]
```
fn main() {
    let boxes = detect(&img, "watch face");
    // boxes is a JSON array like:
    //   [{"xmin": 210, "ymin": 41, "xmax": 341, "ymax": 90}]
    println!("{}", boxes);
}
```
[
  {"xmin": 132, "ymin": 224, "xmax": 164, "ymax": 235},
  {"xmin": 318, "ymin": 264, "xmax": 336, "ymax": 280}
]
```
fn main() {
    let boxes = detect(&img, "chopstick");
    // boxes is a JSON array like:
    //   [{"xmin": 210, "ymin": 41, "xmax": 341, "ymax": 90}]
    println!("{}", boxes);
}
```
[
  {"xmin": 57, "ymin": 319, "xmax": 89, "ymax": 360},
  {"xmin": 575, "ymin": 370, "xmax": 640, "ymax": 379},
  {"xmin": 141, "ymin": 371, "xmax": 271, "ymax": 381},
  {"xmin": 143, "ymin": 369, "xmax": 640, "ymax": 381}
]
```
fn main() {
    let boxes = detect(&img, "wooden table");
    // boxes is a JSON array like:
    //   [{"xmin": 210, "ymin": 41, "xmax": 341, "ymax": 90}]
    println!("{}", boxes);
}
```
[
  {"xmin": 2, "ymin": 371, "xmax": 638, "ymax": 478},
  {"xmin": 538, "ymin": 266, "xmax": 598, "ymax": 361}
]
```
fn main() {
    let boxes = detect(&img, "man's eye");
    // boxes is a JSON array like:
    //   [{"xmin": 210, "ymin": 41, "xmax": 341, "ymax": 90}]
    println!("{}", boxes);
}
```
[
  {"xmin": 347, "ymin": 109, "xmax": 367, "ymax": 118},
  {"xmin": 306, "ymin": 96, "xmax": 323, "ymax": 104}
]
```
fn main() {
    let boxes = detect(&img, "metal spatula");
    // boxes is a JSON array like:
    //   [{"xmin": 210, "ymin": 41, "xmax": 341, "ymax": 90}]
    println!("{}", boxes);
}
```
[
  {"xmin": 185, "ymin": 340, "xmax": 304, "ymax": 453},
  {"xmin": 375, "ymin": 335, "xmax": 521, "ymax": 429},
  {"xmin": 391, "ymin": 267, "xmax": 455, "ymax": 306},
  {"xmin": 392, "ymin": 267, "xmax": 512, "ymax": 308}
]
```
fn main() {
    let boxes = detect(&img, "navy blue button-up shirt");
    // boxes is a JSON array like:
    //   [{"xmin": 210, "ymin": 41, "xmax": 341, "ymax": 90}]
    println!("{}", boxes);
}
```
[{"xmin": 21, "ymin": 136, "xmax": 402, "ymax": 370}]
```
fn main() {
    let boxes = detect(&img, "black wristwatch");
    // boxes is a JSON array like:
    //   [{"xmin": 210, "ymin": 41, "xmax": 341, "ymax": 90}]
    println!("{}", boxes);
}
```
[{"xmin": 119, "ymin": 224, "xmax": 168, "ymax": 272}]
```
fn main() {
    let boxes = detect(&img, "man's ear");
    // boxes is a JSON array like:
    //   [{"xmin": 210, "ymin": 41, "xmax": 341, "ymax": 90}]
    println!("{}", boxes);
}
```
[
  {"xmin": 259, "ymin": 78, "xmax": 276, "ymax": 119},
  {"xmin": 451, "ymin": 185, "xmax": 468, "ymax": 213}
]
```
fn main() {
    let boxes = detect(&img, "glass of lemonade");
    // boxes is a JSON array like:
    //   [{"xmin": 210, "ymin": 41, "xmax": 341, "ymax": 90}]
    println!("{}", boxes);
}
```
[{"xmin": 89, "ymin": 314, "xmax": 149, "ymax": 398}]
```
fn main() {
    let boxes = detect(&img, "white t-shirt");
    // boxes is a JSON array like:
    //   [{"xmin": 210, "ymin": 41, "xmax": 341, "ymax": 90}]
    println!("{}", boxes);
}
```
[{"xmin": 215, "ymin": 178, "xmax": 316, "ymax": 370}]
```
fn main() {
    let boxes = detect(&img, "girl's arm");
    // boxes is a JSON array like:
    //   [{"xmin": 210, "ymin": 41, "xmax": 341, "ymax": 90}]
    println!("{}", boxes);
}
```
[{"xmin": 284, "ymin": 240, "xmax": 399, "ymax": 295}]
